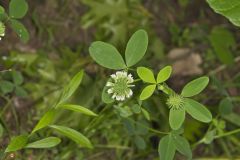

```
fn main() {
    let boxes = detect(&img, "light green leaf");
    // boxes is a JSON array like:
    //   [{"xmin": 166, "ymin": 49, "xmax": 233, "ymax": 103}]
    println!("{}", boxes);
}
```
[
  {"xmin": 25, "ymin": 137, "xmax": 61, "ymax": 149},
  {"xmin": 137, "ymin": 67, "xmax": 156, "ymax": 83},
  {"xmin": 207, "ymin": 0, "xmax": 240, "ymax": 27},
  {"xmin": 209, "ymin": 27, "xmax": 235, "ymax": 64},
  {"xmin": 5, "ymin": 134, "xmax": 28, "ymax": 152},
  {"xmin": 58, "ymin": 104, "xmax": 97, "ymax": 116},
  {"xmin": 12, "ymin": 71, "xmax": 24, "ymax": 85},
  {"xmin": 101, "ymin": 86, "xmax": 114, "ymax": 104},
  {"xmin": 158, "ymin": 135, "xmax": 176, "ymax": 160},
  {"xmin": 202, "ymin": 129, "xmax": 216, "ymax": 144},
  {"xmin": 49, "ymin": 125, "xmax": 92, "ymax": 148},
  {"xmin": 172, "ymin": 135, "xmax": 192, "ymax": 159},
  {"xmin": 139, "ymin": 84, "xmax": 156, "ymax": 100},
  {"xmin": 0, "ymin": 81, "xmax": 14, "ymax": 94},
  {"xmin": 157, "ymin": 66, "xmax": 172, "ymax": 83},
  {"xmin": 125, "ymin": 29, "xmax": 148, "ymax": 67},
  {"xmin": 58, "ymin": 70, "xmax": 84, "ymax": 104},
  {"xmin": 31, "ymin": 109, "xmax": 57, "ymax": 134},
  {"xmin": 89, "ymin": 41, "xmax": 126, "ymax": 70},
  {"xmin": 181, "ymin": 76, "xmax": 209, "ymax": 97},
  {"xmin": 184, "ymin": 98, "xmax": 212, "ymax": 123},
  {"xmin": 9, "ymin": 0, "xmax": 28, "ymax": 19},
  {"xmin": 169, "ymin": 109, "xmax": 185, "ymax": 130},
  {"xmin": 10, "ymin": 19, "xmax": 29, "ymax": 43}
]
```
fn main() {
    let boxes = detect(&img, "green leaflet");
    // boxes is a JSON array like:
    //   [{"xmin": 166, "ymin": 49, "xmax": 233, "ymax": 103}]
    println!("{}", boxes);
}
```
[
  {"xmin": 49, "ymin": 125, "xmax": 93, "ymax": 148},
  {"xmin": 158, "ymin": 135, "xmax": 176, "ymax": 160},
  {"xmin": 207, "ymin": 0, "xmax": 240, "ymax": 27},
  {"xmin": 181, "ymin": 76, "xmax": 209, "ymax": 97},
  {"xmin": 169, "ymin": 109, "xmax": 185, "ymax": 130},
  {"xmin": 31, "ymin": 109, "xmax": 57, "ymax": 134},
  {"xmin": 219, "ymin": 98, "xmax": 233, "ymax": 115},
  {"xmin": 5, "ymin": 134, "xmax": 28, "ymax": 152},
  {"xmin": 137, "ymin": 67, "xmax": 156, "ymax": 83},
  {"xmin": 25, "ymin": 137, "xmax": 61, "ymax": 149},
  {"xmin": 58, "ymin": 70, "xmax": 84, "ymax": 105},
  {"xmin": 134, "ymin": 136, "xmax": 146, "ymax": 150},
  {"xmin": 102, "ymin": 86, "xmax": 114, "ymax": 104},
  {"xmin": 9, "ymin": 0, "xmax": 28, "ymax": 19},
  {"xmin": 58, "ymin": 104, "xmax": 97, "ymax": 116},
  {"xmin": 209, "ymin": 27, "xmax": 235, "ymax": 65},
  {"xmin": 184, "ymin": 98, "xmax": 212, "ymax": 123},
  {"xmin": 125, "ymin": 29, "xmax": 148, "ymax": 67},
  {"xmin": 157, "ymin": 66, "xmax": 172, "ymax": 83},
  {"xmin": 172, "ymin": 134, "xmax": 192, "ymax": 159},
  {"xmin": 89, "ymin": 41, "xmax": 126, "ymax": 70},
  {"xmin": 0, "ymin": 81, "xmax": 14, "ymax": 94},
  {"xmin": 10, "ymin": 19, "xmax": 29, "ymax": 43},
  {"xmin": 139, "ymin": 84, "xmax": 156, "ymax": 100}
]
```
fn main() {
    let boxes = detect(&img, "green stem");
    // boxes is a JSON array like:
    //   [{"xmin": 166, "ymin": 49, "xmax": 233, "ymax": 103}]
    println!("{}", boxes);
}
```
[{"xmin": 215, "ymin": 128, "xmax": 240, "ymax": 139}]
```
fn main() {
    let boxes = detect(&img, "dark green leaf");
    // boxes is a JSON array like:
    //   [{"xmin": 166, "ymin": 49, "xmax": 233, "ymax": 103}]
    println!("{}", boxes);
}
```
[
  {"xmin": 15, "ymin": 86, "xmax": 28, "ymax": 97},
  {"xmin": 12, "ymin": 71, "xmax": 23, "ymax": 85},
  {"xmin": 209, "ymin": 27, "xmax": 235, "ymax": 64},
  {"xmin": 131, "ymin": 104, "xmax": 141, "ymax": 114},
  {"xmin": 101, "ymin": 86, "xmax": 114, "ymax": 104},
  {"xmin": 5, "ymin": 134, "xmax": 28, "ymax": 152},
  {"xmin": 158, "ymin": 135, "xmax": 176, "ymax": 160},
  {"xmin": 219, "ymin": 98, "xmax": 233, "ymax": 115},
  {"xmin": 49, "ymin": 125, "xmax": 92, "ymax": 148},
  {"xmin": 181, "ymin": 76, "xmax": 209, "ymax": 97},
  {"xmin": 9, "ymin": 0, "xmax": 28, "ymax": 19},
  {"xmin": 172, "ymin": 135, "xmax": 192, "ymax": 158},
  {"xmin": 89, "ymin": 41, "xmax": 126, "ymax": 70},
  {"xmin": 184, "ymin": 98, "xmax": 212, "ymax": 123},
  {"xmin": 134, "ymin": 136, "xmax": 146, "ymax": 150},
  {"xmin": 125, "ymin": 29, "xmax": 148, "ymax": 67},
  {"xmin": 25, "ymin": 137, "xmax": 61, "ymax": 149},
  {"xmin": 0, "ymin": 81, "xmax": 14, "ymax": 94},
  {"xmin": 58, "ymin": 104, "xmax": 97, "ymax": 116},
  {"xmin": 169, "ymin": 109, "xmax": 185, "ymax": 130},
  {"xmin": 10, "ymin": 19, "xmax": 29, "ymax": 43}
]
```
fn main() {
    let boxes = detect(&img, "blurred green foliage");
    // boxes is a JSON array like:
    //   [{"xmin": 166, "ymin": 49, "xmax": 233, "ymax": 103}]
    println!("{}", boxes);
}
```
[{"xmin": 0, "ymin": 0, "xmax": 240, "ymax": 160}]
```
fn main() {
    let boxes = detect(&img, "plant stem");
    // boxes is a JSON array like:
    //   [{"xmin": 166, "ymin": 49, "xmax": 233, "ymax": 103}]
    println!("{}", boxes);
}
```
[{"xmin": 215, "ymin": 128, "xmax": 240, "ymax": 139}]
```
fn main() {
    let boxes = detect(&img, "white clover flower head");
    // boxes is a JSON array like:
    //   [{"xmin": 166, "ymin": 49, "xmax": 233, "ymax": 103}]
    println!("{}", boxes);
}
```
[
  {"xmin": 0, "ymin": 22, "xmax": 5, "ymax": 40},
  {"xmin": 106, "ymin": 71, "xmax": 134, "ymax": 101},
  {"xmin": 166, "ymin": 94, "xmax": 184, "ymax": 110}
]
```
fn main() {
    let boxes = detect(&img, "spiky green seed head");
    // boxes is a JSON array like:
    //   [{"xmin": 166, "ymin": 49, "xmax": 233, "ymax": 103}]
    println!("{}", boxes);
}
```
[{"xmin": 166, "ymin": 94, "xmax": 184, "ymax": 110}]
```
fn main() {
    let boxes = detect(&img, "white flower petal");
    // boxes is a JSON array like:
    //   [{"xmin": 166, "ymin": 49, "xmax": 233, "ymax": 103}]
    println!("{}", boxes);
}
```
[
  {"xmin": 116, "ymin": 96, "xmax": 121, "ymax": 101},
  {"xmin": 111, "ymin": 74, "xmax": 116, "ymax": 79},
  {"xmin": 112, "ymin": 94, "xmax": 116, "ymax": 99},
  {"xmin": 107, "ymin": 88, "xmax": 113, "ymax": 94},
  {"xmin": 106, "ymin": 82, "xmax": 114, "ymax": 87}
]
